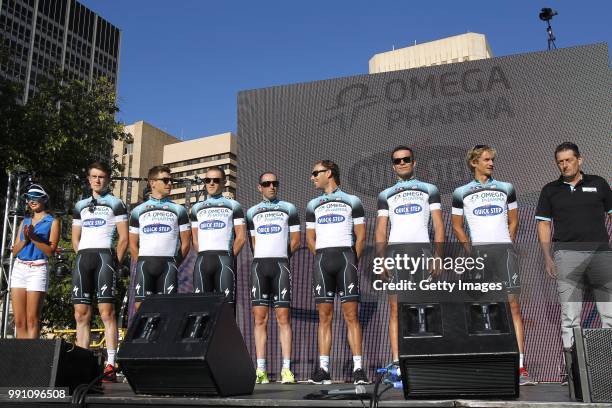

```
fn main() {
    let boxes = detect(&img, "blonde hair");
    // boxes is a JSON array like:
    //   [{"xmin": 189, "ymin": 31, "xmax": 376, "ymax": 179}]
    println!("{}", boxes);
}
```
[{"xmin": 466, "ymin": 145, "xmax": 497, "ymax": 173}]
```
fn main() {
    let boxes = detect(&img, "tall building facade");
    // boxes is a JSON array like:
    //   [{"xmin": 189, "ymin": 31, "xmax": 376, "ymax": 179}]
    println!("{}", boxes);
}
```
[
  {"xmin": 112, "ymin": 121, "xmax": 180, "ymax": 206},
  {"xmin": 0, "ymin": 0, "xmax": 120, "ymax": 103},
  {"xmin": 164, "ymin": 132, "xmax": 237, "ymax": 205},
  {"xmin": 369, "ymin": 32, "xmax": 492, "ymax": 74}
]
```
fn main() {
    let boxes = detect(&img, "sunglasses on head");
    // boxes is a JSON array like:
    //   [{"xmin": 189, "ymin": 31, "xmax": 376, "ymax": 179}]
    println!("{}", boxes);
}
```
[
  {"xmin": 153, "ymin": 177, "xmax": 173, "ymax": 184},
  {"xmin": 473, "ymin": 144, "xmax": 489, "ymax": 150},
  {"xmin": 311, "ymin": 169, "xmax": 327, "ymax": 177},
  {"xmin": 392, "ymin": 156, "xmax": 413, "ymax": 165},
  {"xmin": 260, "ymin": 180, "xmax": 279, "ymax": 188},
  {"xmin": 204, "ymin": 177, "xmax": 222, "ymax": 184}
]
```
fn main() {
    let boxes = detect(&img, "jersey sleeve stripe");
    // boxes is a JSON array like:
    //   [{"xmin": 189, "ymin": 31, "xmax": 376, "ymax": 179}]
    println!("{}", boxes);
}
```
[
  {"xmin": 234, "ymin": 218, "xmax": 245, "ymax": 225},
  {"xmin": 535, "ymin": 216, "xmax": 552, "ymax": 221},
  {"xmin": 507, "ymin": 201, "xmax": 518, "ymax": 210},
  {"xmin": 289, "ymin": 225, "xmax": 300, "ymax": 232},
  {"xmin": 377, "ymin": 209, "xmax": 389, "ymax": 217},
  {"xmin": 353, "ymin": 217, "xmax": 365, "ymax": 225},
  {"xmin": 451, "ymin": 207, "xmax": 464, "ymax": 216},
  {"xmin": 306, "ymin": 222, "xmax": 315, "ymax": 229},
  {"xmin": 429, "ymin": 203, "xmax": 442, "ymax": 211},
  {"xmin": 129, "ymin": 226, "xmax": 139, "ymax": 234}
]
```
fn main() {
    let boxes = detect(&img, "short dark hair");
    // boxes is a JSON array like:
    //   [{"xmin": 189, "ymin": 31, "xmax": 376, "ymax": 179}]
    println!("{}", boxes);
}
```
[
  {"xmin": 315, "ymin": 160, "xmax": 340, "ymax": 185},
  {"xmin": 88, "ymin": 161, "xmax": 112, "ymax": 177},
  {"xmin": 258, "ymin": 171, "xmax": 276, "ymax": 183},
  {"xmin": 206, "ymin": 166, "xmax": 226, "ymax": 179},
  {"xmin": 554, "ymin": 142, "xmax": 580, "ymax": 159},
  {"xmin": 391, "ymin": 145, "xmax": 415, "ymax": 160},
  {"xmin": 148, "ymin": 165, "xmax": 171, "ymax": 180}
]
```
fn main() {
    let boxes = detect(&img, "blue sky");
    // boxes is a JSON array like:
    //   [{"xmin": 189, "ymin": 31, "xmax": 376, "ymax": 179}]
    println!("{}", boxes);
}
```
[{"xmin": 80, "ymin": 1, "xmax": 610, "ymax": 140}]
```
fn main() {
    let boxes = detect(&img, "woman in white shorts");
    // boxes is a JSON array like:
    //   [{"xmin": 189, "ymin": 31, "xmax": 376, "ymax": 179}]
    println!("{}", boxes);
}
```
[{"xmin": 10, "ymin": 184, "xmax": 59, "ymax": 338}]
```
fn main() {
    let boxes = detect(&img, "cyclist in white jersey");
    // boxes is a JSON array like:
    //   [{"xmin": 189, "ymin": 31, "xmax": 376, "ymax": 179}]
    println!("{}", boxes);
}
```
[
  {"xmin": 129, "ymin": 166, "xmax": 190, "ymax": 310},
  {"xmin": 451, "ymin": 145, "xmax": 534, "ymax": 386},
  {"xmin": 246, "ymin": 172, "xmax": 300, "ymax": 385},
  {"xmin": 375, "ymin": 146, "xmax": 445, "ymax": 371},
  {"xmin": 72, "ymin": 161, "xmax": 128, "ymax": 382},
  {"xmin": 190, "ymin": 166, "xmax": 246, "ymax": 304},
  {"xmin": 306, "ymin": 160, "xmax": 368, "ymax": 385}
]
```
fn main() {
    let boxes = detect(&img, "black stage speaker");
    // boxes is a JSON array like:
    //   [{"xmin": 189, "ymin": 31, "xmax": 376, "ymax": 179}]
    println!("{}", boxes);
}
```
[
  {"xmin": 0, "ymin": 339, "xmax": 102, "ymax": 393},
  {"xmin": 570, "ymin": 327, "xmax": 612, "ymax": 403},
  {"xmin": 398, "ymin": 302, "xmax": 519, "ymax": 398},
  {"xmin": 118, "ymin": 294, "xmax": 255, "ymax": 396}
]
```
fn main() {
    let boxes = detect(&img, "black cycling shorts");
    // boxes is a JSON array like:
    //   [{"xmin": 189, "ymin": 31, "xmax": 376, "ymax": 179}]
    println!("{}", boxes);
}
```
[
  {"xmin": 250, "ymin": 257, "xmax": 292, "ymax": 308},
  {"xmin": 313, "ymin": 247, "xmax": 359, "ymax": 304},
  {"xmin": 472, "ymin": 244, "xmax": 521, "ymax": 294},
  {"xmin": 193, "ymin": 250, "xmax": 236, "ymax": 303},
  {"xmin": 72, "ymin": 249, "xmax": 116, "ymax": 305},
  {"xmin": 134, "ymin": 256, "xmax": 178, "ymax": 302}
]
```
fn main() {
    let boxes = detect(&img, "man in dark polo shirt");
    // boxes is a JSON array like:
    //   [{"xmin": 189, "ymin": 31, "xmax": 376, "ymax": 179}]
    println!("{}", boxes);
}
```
[{"xmin": 535, "ymin": 142, "xmax": 611, "ymax": 356}]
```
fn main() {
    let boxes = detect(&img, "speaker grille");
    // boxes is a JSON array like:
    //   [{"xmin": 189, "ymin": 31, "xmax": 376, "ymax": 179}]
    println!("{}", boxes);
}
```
[
  {"xmin": 403, "ymin": 354, "xmax": 517, "ymax": 398},
  {"xmin": 583, "ymin": 329, "xmax": 612, "ymax": 403},
  {"xmin": 0, "ymin": 339, "xmax": 57, "ymax": 387}
]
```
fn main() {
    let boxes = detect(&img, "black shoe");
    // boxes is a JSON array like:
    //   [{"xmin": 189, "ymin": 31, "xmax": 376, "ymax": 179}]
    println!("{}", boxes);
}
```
[
  {"xmin": 353, "ymin": 368, "xmax": 369, "ymax": 385},
  {"xmin": 308, "ymin": 367, "xmax": 331, "ymax": 385}
]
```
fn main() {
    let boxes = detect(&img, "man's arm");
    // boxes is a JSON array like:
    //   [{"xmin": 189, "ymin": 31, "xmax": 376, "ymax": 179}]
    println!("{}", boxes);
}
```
[
  {"xmin": 289, "ymin": 231, "xmax": 300, "ymax": 254},
  {"xmin": 452, "ymin": 215, "xmax": 471, "ymax": 253},
  {"xmin": 537, "ymin": 220, "xmax": 556, "ymax": 278},
  {"xmin": 374, "ymin": 216, "xmax": 388, "ymax": 258},
  {"xmin": 232, "ymin": 224, "xmax": 246, "ymax": 256},
  {"xmin": 115, "ymin": 221, "xmax": 129, "ymax": 263},
  {"xmin": 354, "ymin": 223, "xmax": 366, "ymax": 260},
  {"xmin": 71, "ymin": 225, "xmax": 81, "ymax": 253},
  {"xmin": 179, "ymin": 229, "xmax": 191, "ymax": 260},
  {"xmin": 191, "ymin": 227, "xmax": 199, "ymax": 250},
  {"xmin": 431, "ymin": 209, "xmax": 445, "ymax": 257},
  {"xmin": 306, "ymin": 229, "xmax": 316, "ymax": 255},
  {"xmin": 508, "ymin": 208, "xmax": 519, "ymax": 242},
  {"xmin": 129, "ymin": 233, "xmax": 139, "ymax": 262}
]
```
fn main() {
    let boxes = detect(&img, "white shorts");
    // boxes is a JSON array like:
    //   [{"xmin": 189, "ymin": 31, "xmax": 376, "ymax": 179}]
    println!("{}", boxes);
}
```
[{"xmin": 10, "ymin": 259, "xmax": 49, "ymax": 292}]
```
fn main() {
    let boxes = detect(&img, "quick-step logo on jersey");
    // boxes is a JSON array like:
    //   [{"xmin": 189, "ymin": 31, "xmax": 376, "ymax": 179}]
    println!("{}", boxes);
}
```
[
  {"xmin": 394, "ymin": 204, "xmax": 422, "ymax": 215},
  {"xmin": 199, "ymin": 219, "xmax": 226, "ymax": 230},
  {"xmin": 257, "ymin": 224, "xmax": 282, "ymax": 234},
  {"xmin": 318, "ymin": 214, "xmax": 345, "ymax": 224},
  {"xmin": 143, "ymin": 223, "xmax": 172, "ymax": 233},
  {"xmin": 473, "ymin": 205, "xmax": 503, "ymax": 216},
  {"xmin": 82, "ymin": 218, "xmax": 106, "ymax": 227}
]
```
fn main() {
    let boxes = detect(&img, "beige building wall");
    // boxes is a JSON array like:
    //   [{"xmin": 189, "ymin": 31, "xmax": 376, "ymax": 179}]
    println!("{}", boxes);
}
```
[
  {"xmin": 163, "ymin": 132, "xmax": 237, "ymax": 204},
  {"xmin": 369, "ymin": 32, "xmax": 493, "ymax": 74},
  {"xmin": 112, "ymin": 121, "xmax": 180, "ymax": 206}
]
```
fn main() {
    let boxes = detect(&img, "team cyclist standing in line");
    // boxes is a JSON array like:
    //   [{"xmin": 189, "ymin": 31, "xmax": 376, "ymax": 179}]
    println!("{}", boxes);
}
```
[{"xmin": 10, "ymin": 142, "xmax": 610, "ymax": 386}]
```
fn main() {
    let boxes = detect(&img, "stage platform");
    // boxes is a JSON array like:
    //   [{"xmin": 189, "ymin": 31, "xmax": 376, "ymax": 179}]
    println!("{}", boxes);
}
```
[{"xmin": 1, "ymin": 382, "xmax": 609, "ymax": 408}]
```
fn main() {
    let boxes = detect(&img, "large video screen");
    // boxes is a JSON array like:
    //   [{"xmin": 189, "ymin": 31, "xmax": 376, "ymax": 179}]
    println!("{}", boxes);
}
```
[{"xmin": 235, "ymin": 44, "xmax": 610, "ymax": 382}]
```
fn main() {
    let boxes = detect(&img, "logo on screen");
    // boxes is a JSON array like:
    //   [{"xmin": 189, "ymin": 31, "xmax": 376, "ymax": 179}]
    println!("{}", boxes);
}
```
[{"xmin": 322, "ymin": 83, "xmax": 378, "ymax": 132}]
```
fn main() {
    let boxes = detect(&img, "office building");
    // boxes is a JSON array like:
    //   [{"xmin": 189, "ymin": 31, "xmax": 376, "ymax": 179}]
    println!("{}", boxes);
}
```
[
  {"xmin": 369, "ymin": 32, "xmax": 492, "ymax": 74},
  {"xmin": 0, "ymin": 0, "xmax": 120, "ymax": 103}
]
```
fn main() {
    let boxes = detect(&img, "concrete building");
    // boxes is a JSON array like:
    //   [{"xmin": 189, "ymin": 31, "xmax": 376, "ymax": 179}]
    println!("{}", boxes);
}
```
[
  {"xmin": 369, "ymin": 32, "xmax": 492, "ymax": 74},
  {"xmin": 0, "ymin": 0, "xmax": 120, "ymax": 103},
  {"xmin": 163, "ymin": 132, "xmax": 237, "ymax": 205},
  {"xmin": 112, "ymin": 121, "xmax": 180, "ymax": 206}
]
